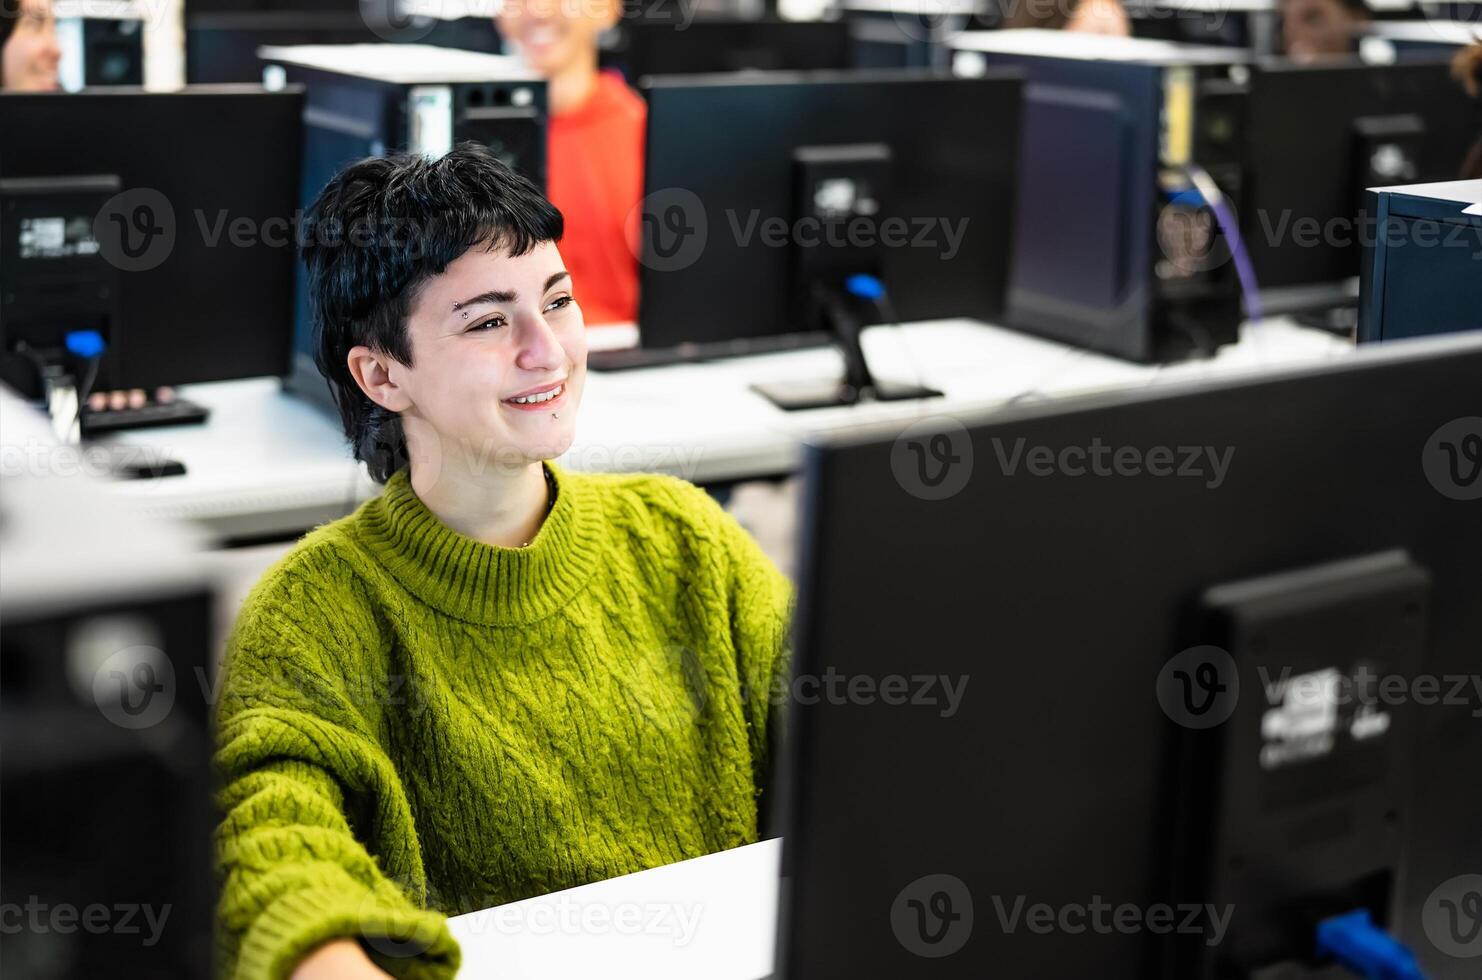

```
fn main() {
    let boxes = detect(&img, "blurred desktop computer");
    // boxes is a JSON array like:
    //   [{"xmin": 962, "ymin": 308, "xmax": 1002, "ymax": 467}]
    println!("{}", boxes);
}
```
[
  {"xmin": 780, "ymin": 332, "xmax": 1482, "ymax": 979},
  {"xmin": 0, "ymin": 87, "xmax": 304, "ymax": 440},
  {"xmin": 1240, "ymin": 57, "xmax": 1482, "ymax": 315},
  {"xmin": 1358, "ymin": 179, "xmax": 1482, "ymax": 343},
  {"xmin": 601, "ymin": 17, "xmax": 854, "ymax": 82},
  {"xmin": 186, "ymin": 10, "xmax": 506, "ymax": 84},
  {"xmin": 0, "ymin": 434, "xmax": 215, "ymax": 977},
  {"xmin": 258, "ymin": 44, "xmax": 548, "ymax": 413},
  {"xmin": 953, "ymin": 31, "xmax": 1248, "ymax": 362},
  {"xmin": 604, "ymin": 69, "xmax": 1021, "ymax": 411},
  {"xmin": 259, "ymin": 45, "xmax": 546, "ymax": 188},
  {"xmin": 188, "ymin": 11, "xmax": 381, "ymax": 84}
]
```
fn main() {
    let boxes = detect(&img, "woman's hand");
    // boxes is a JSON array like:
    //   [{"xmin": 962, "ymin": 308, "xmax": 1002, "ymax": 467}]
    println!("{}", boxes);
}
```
[{"xmin": 290, "ymin": 938, "xmax": 394, "ymax": 979}]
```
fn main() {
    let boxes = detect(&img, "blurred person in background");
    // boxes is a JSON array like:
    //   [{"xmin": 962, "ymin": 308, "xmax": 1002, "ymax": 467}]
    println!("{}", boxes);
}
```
[
  {"xmin": 1457, "ymin": 41, "xmax": 1482, "ymax": 179},
  {"xmin": 1280, "ymin": 0, "xmax": 1370, "ymax": 62},
  {"xmin": 1000, "ymin": 0, "xmax": 1132, "ymax": 36},
  {"xmin": 1, "ymin": 0, "xmax": 61, "ymax": 90},
  {"xmin": 496, "ymin": 0, "xmax": 645, "ymax": 326}
]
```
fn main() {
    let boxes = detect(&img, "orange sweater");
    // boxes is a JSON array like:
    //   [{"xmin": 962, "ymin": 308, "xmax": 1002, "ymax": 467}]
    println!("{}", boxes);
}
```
[{"xmin": 547, "ymin": 71, "xmax": 646, "ymax": 326}]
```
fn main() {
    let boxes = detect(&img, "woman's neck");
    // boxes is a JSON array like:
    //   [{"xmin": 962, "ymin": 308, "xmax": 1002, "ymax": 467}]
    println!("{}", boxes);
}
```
[
  {"xmin": 549, "ymin": 55, "xmax": 600, "ymax": 117},
  {"xmin": 408, "ymin": 451, "xmax": 552, "ymax": 549}
]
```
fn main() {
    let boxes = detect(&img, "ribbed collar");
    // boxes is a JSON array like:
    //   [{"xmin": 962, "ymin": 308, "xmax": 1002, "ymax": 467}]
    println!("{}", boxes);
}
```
[{"xmin": 351, "ymin": 462, "xmax": 605, "ymax": 627}]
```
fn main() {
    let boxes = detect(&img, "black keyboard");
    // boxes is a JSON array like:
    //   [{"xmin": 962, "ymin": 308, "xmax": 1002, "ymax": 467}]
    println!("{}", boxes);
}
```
[
  {"xmin": 587, "ymin": 346, "xmax": 700, "ymax": 372},
  {"xmin": 588, "ymin": 334, "xmax": 831, "ymax": 372},
  {"xmin": 81, "ymin": 398, "xmax": 210, "ymax": 436}
]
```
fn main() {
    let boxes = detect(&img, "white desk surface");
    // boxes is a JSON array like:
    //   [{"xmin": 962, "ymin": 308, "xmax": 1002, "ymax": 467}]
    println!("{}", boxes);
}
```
[
  {"xmin": 446, "ymin": 838, "xmax": 780, "ymax": 980},
  {"xmin": 99, "ymin": 317, "xmax": 1353, "ymax": 541}
]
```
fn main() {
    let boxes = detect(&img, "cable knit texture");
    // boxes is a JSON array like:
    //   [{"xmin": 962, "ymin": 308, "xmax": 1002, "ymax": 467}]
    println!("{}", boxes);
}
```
[{"xmin": 213, "ymin": 463, "xmax": 793, "ymax": 979}]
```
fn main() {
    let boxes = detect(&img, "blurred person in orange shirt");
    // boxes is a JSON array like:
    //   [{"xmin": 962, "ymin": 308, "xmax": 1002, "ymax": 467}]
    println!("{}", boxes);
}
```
[{"xmin": 497, "ymin": 0, "xmax": 645, "ymax": 326}]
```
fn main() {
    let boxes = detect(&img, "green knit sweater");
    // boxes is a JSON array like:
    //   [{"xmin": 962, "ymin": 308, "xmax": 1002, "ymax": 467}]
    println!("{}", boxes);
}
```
[{"xmin": 213, "ymin": 464, "xmax": 793, "ymax": 979}]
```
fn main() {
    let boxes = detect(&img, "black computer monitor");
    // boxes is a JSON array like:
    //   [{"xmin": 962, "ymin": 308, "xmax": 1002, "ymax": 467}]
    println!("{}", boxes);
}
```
[
  {"xmin": 623, "ymin": 70, "xmax": 1021, "ymax": 407},
  {"xmin": 0, "ymin": 88, "xmax": 303, "ymax": 396},
  {"xmin": 602, "ymin": 17, "xmax": 854, "ymax": 83},
  {"xmin": 187, "ymin": 12, "xmax": 381, "ymax": 83},
  {"xmin": 779, "ymin": 334, "xmax": 1482, "ymax": 978},
  {"xmin": 186, "ymin": 11, "xmax": 505, "ymax": 84},
  {"xmin": 1242, "ymin": 58, "xmax": 1482, "ymax": 298},
  {"xmin": 0, "ymin": 469, "xmax": 216, "ymax": 976},
  {"xmin": 1358, "ymin": 181, "xmax": 1482, "ymax": 343}
]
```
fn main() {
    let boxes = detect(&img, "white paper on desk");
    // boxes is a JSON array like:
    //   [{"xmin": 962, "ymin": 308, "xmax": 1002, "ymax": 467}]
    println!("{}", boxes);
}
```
[{"xmin": 446, "ymin": 838, "xmax": 780, "ymax": 980}]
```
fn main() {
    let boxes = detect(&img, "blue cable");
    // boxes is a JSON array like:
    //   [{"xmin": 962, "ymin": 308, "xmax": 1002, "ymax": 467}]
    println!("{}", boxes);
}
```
[
  {"xmin": 1316, "ymin": 909, "xmax": 1426, "ymax": 980},
  {"xmin": 844, "ymin": 273, "xmax": 886, "ymax": 302},
  {"xmin": 65, "ymin": 330, "xmax": 107, "ymax": 359}
]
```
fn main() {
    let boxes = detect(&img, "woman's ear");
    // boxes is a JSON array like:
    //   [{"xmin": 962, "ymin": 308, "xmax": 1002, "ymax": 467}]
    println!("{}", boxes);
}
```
[{"xmin": 347, "ymin": 346, "xmax": 413, "ymax": 413}]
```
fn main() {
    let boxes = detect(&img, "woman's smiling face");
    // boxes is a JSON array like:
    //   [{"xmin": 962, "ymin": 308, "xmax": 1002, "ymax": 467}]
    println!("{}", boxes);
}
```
[
  {"xmin": 361, "ymin": 239, "xmax": 588, "ymax": 476},
  {"xmin": 496, "ymin": 0, "xmax": 620, "ymax": 78}
]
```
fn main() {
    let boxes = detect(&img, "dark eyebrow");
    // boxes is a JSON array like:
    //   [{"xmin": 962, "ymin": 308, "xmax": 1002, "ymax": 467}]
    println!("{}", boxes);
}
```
[{"xmin": 449, "ymin": 271, "xmax": 571, "ymax": 317}]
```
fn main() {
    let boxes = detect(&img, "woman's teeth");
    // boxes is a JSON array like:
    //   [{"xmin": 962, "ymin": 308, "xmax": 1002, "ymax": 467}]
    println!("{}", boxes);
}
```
[{"xmin": 509, "ymin": 385, "xmax": 563, "ymax": 405}]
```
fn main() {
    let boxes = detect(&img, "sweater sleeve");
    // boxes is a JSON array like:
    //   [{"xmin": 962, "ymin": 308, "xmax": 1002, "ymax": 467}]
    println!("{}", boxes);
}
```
[
  {"xmin": 213, "ymin": 564, "xmax": 460, "ymax": 980},
  {"xmin": 712, "ymin": 499, "xmax": 795, "ymax": 813}
]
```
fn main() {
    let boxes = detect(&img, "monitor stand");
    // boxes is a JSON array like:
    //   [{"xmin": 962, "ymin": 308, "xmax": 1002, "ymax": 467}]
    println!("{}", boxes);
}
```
[
  {"xmin": 1259, "ymin": 280, "xmax": 1360, "ymax": 338},
  {"xmin": 749, "ymin": 287, "xmax": 942, "ymax": 412}
]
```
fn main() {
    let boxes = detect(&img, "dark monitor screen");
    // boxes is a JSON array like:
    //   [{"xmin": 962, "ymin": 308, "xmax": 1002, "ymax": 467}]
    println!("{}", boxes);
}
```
[
  {"xmin": 0, "ymin": 88, "xmax": 304, "ymax": 390},
  {"xmin": 186, "ymin": 12, "xmax": 382, "ymax": 84},
  {"xmin": 603, "ymin": 17, "xmax": 854, "ymax": 83},
  {"xmin": 1242, "ymin": 58, "xmax": 1482, "ymax": 291},
  {"xmin": 636, "ymin": 70, "xmax": 1022, "ymax": 355},
  {"xmin": 781, "ymin": 334, "xmax": 1482, "ymax": 978},
  {"xmin": 186, "ymin": 12, "xmax": 505, "ymax": 84}
]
